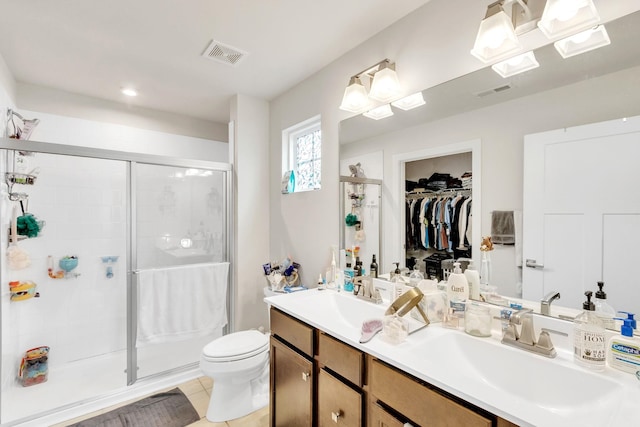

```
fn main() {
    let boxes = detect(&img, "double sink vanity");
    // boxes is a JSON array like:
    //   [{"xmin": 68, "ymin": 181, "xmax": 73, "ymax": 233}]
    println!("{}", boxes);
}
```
[{"xmin": 265, "ymin": 287, "xmax": 640, "ymax": 426}]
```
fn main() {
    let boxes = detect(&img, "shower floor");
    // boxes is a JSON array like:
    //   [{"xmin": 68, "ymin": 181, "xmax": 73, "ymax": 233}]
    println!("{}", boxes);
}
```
[{"xmin": 2, "ymin": 335, "xmax": 214, "ymax": 425}]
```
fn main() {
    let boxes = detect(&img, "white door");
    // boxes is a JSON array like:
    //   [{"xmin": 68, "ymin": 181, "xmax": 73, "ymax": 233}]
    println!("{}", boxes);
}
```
[{"xmin": 523, "ymin": 116, "xmax": 640, "ymax": 315}]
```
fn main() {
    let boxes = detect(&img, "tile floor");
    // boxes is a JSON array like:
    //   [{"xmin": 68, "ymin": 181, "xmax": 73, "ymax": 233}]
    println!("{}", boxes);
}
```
[{"xmin": 53, "ymin": 376, "xmax": 269, "ymax": 427}]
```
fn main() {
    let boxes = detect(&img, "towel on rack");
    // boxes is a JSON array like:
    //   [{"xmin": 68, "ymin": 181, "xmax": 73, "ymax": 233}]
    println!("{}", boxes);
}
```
[
  {"xmin": 136, "ymin": 262, "xmax": 229, "ymax": 347},
  {"xmin": 491, "ymin": 211, "xmax": 515, "ymax": 245}
]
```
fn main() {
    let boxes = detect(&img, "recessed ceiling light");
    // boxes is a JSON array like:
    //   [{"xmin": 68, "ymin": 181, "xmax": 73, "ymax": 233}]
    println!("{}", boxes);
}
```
[{"xmin": 121, "ymin": 88, "xmax": 138, "ymax": 97}]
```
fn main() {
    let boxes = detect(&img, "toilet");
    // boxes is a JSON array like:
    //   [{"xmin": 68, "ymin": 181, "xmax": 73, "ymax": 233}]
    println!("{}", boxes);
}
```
[{"xmin": 200, "ymin": 287, "xmax": 279, "ymax": 422}]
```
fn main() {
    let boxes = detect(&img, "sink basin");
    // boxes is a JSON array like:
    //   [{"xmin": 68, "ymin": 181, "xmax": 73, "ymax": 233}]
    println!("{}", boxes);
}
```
[
  {"xmin": 266, "ymin": 290, "xmax": 426, "ymax": 336},
  {"xmin": 423, "ymin": 333, "xmax": 620, "ymax": 412}
]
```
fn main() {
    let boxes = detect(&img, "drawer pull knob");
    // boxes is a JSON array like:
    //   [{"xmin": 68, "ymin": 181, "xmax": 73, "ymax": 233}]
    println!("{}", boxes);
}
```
[
  {"xmin": 302, "ymin": 372, "xmax": 310, "ymax": 381},
  {"xmin": 331, "ymin": 410, "xmax": 342, "ymax": 423}
]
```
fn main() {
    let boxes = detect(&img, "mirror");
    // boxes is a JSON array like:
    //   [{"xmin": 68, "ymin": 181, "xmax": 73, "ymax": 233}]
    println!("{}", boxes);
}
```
[{"xmin": 339, "ymin": 10, "xmax": 640, "ymax": 320}]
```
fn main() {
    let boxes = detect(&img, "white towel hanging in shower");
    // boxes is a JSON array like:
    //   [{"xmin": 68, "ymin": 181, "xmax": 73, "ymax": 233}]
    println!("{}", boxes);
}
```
[{"xmin": 136, "ymin": 262, "xmax": 229, "ymax": 347}]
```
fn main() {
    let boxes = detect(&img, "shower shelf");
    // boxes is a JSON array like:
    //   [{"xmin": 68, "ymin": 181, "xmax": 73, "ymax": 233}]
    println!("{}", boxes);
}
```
[{"xmin": 5, "ymin": 172, "xmax": 37, "ymax": 185}]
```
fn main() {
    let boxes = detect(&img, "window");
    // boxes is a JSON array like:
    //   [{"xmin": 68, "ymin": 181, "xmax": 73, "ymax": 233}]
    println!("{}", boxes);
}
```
[{"xmin": 283, "ymin": 115, "xmax": 321, "ymax": 192}]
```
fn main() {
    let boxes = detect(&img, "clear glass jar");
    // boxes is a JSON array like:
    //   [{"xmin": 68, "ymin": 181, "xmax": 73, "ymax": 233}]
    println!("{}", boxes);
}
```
[{"xmin": 464, "ymin": 304, "xmax": 492, "ymax": 337}]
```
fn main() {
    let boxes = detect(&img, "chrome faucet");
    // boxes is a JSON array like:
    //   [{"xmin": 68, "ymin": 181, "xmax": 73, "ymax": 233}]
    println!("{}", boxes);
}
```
[
  {"xmin": 540, "ymin": 291, "xmax": 561, "ymax": 316},
  {"xmin": 501, "ymin": 308, "xmax": 557, "ymax": 358}
]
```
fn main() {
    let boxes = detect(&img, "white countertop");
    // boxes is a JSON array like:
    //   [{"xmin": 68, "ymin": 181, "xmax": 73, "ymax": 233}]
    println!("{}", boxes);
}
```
[{"xmin": 265, "ymin": 289, "xmax": 640, "ymax": 427}]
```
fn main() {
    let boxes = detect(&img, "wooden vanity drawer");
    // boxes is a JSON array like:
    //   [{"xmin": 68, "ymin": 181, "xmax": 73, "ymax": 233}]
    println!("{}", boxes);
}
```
[
  {"xmin": 369, "ymin": 358, "xmax": 491, "ymax": 427},
  {"xmin": 317, "ymin": 332, "xmax": 364, "ymax": 386},
  {"xmin": 369, "ymin": 402, "xmax": 405, "ymax": 427},
  {"xmin": 318, "ymin": 368, "xmax": 362, "ymax": 427},
  {"xmin": 270, "ymin": 307, "xmax": 314, "ymax": 356}
]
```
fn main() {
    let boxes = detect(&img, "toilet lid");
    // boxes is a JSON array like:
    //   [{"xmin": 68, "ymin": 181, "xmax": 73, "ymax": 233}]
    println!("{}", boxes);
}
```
[{"xmin": 203, "ymin": 330, "xmax": 269, "ymax": 361}]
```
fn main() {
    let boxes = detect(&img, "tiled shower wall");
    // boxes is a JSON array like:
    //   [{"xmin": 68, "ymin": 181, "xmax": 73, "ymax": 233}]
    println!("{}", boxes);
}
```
[{"xmin": 2, "ymin": 152, "xmax": 128, "ymax": 384}]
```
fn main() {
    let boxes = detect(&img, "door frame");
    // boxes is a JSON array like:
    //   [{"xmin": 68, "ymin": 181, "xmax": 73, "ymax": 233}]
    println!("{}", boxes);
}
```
[{"xmin": 390, "ymin": 139, "xmax": 482, "ymax": 269}]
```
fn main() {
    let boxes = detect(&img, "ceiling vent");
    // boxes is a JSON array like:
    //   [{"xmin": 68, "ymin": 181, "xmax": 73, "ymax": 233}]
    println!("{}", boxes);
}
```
[
  {"xmin": 474, "ymin": 84, "xmax": 512, "ymax": 98},
  {"xmin": 201, "ymin": 40, "xmax": 248, "ymax": 67}
]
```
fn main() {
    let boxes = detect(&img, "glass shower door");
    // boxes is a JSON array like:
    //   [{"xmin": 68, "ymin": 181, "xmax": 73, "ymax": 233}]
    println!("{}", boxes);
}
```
[
  {"xmin": 132, "ymin": 163, "xmax": 229, "ymax": 381},
  {"xmin": 1, "ymin": 150, "xmax": 128, "ymax": 424}
]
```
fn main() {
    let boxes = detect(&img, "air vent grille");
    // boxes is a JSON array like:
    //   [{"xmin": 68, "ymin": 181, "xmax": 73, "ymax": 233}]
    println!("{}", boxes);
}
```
[
  {"xmin": 474, "ymin": 84, "xmax": 512, "ymax": 98},
  {"xmin": 202, "ymin": 40, "xmax": 248, "ymax": 67}
]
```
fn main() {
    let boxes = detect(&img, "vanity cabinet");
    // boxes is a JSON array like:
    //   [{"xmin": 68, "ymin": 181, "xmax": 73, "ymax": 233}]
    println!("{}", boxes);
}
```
[
  {"xmin": 270, "ymin": 308, "xmax": 315, "ymax": 427},
  {"xmin": 269, "ymin": 307, "xmax": 519, "ymax": 427}
]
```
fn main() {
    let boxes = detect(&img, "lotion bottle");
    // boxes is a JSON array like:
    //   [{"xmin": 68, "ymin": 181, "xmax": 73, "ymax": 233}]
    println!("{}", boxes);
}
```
[
  {"xmin": 607, "ymin": 315, "xmax": 640, "ymax": 375},
  {"xmin": 447, "ymin": 262, "xmax": 469, "ymax": 313},
  {"xmin": 573, "ymin": 291, "xmax": 606, "ymax": 371},
  {"xmin": 464, "ymin": 260, "xmax": 481, "ymax": 300}
]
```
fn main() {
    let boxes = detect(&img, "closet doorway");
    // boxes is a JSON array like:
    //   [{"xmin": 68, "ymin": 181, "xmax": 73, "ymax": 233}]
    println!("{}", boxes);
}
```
[{"xmin": 391, "ymin": 139, "xmax": 481, "ymax": 276}]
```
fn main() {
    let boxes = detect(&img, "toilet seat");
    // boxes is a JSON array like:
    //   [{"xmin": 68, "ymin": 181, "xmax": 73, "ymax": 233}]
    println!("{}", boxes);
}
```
[{"xmin": 202, "ymin": 330, "xmax": 269, "ymax": 362}]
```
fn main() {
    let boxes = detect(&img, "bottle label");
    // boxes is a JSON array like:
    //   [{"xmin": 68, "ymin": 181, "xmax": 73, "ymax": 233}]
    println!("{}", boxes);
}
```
[
  {"xmin": 610, "ymin": 340, "xmax": 640, "ymax": 372},
  {"xmin": 574, "ymin": 329, "xmax": 606, "ymax": 363}
]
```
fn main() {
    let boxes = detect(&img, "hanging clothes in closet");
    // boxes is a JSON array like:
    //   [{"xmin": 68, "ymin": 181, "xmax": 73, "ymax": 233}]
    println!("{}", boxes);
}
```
[{"xmin": 406, "ymin": 192, "xmax": 472, "ymax": 252}]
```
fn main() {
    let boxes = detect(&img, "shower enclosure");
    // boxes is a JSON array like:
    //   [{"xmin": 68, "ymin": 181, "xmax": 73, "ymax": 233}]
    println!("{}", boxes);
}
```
[{"xmin": 0, "ymin": 137, "xmax": 232, "ymax": 425}]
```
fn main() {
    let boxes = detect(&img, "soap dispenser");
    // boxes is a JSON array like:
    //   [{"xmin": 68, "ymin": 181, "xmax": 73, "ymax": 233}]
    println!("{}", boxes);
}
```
[
  {"xmin": 608, "ymin": 314, "xmax": 640, "ymax": 375},
  {"xmin": 391, "ymin": 262, "xmax": 406, "ymax": 300},
  {"xmin": 573, "ymin": 291, "xmax": 606, "ymax": 371},
  {"xmin": 594, "ymin": 281, "xmax": 616, "ymax": 329},
  {"xmin": 408, "ymin": 265, "xmax": 424, "ymax": 287},
  {"xmin": 447, "ymin": 262, "xmax": 469, "ymax": 313},
  {"xmin": 464, "ymin": 260, "xmax": 481, "ymax": 300}
]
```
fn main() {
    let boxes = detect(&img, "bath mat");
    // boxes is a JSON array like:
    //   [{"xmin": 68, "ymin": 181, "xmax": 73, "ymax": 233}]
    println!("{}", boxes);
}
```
[{"xmin": 68, "ymin": 388, "xmax": 199, "ymax": 427}]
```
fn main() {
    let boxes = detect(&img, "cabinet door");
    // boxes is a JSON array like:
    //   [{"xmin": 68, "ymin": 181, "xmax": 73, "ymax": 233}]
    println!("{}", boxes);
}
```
[
  {"xmin": 318, "ymin": 368, "xmax": 362, "ymax": 427},
  {"xmin": 369, "ymin": 402, "xmax": 405, "ymax": 427},
  {"xmin": 271, "ymin": 337, "xmax": 313, "ymax": 427}
]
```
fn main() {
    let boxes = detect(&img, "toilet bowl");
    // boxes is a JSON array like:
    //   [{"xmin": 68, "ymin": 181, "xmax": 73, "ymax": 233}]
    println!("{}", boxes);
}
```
[
  {"xmin": 200, "ymin": 287, "xmax": 280, "ymax": 422},
  {"xmin": 200, "ymin": 329, "xmax": 269, "ymax": 422}
]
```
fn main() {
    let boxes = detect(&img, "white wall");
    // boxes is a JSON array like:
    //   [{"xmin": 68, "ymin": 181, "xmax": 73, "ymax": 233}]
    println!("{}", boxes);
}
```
[
  {"xmin": 230, "ymin": 94, "xmax": 270, "ymax": 331},
  {"xmin": 17, "ymin": 83, "xmax": 228, "ymax": 143}
]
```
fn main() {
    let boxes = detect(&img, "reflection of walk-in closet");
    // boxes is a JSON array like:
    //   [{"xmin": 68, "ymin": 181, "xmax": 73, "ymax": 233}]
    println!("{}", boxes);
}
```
[{"xmin": 405, "ymin": 152, "xmax": 472, "ymax": 279}]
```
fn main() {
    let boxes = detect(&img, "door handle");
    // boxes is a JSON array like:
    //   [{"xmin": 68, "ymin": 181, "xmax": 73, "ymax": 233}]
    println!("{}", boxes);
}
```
[
  {"xmin": 331, "ymin": 410, "xmax": 342, "ymax": 423},
  {"xmin": 525, "ymin": 259, "xmax": 544, "ymax": 269},
  {"xmin": 301, "ymin": 372, "xmax": 310, "ymax": 381}
]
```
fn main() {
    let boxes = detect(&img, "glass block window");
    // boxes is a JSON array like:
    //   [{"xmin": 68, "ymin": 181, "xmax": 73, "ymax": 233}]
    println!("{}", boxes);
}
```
[{"xmin": 283, "ymin": 116, "xmax": 321, "ymax": 192}]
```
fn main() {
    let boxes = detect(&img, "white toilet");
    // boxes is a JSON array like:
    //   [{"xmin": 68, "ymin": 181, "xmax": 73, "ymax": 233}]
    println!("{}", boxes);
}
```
[{"xmin": 200, "ymin": 287, "xmax": 278, "ymax": 422}]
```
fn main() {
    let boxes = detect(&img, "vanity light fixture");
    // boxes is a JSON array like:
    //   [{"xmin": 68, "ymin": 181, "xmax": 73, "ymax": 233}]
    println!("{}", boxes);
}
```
[
  {"xmin": 470, "ymin": 1, "xmax": 522, "ymax": 63},
  {"xmin": 368, "ymin": 61, "xmax": 401, "ymax": 102},
  {"xmin": 363, "ymin": 104, "xmax": 394, "ymax": 121},
  {"xmin": 339, "ymin": 76, "xmax": 370, "ymax": 113},
  {"xmin": 553, "ymin": 24, "xmax": 610, "ymax": 59},
  {"xmin": 391, "ymin": 92, "xmax": 426, "ymax": 111},
  {"xmin": 121, "ymin": 88, "xmax": 138, "ymax": 97},
  {"xmin": 491, "ymin": 51, "xmax": 540, "ymax": 78},
  {"xmin": 537, "ymin": 0, "xmax": 600, "ymax": 40},
  {"xmin": 339, "ymin": 59, "xmax": 401, "ymax": 112}
]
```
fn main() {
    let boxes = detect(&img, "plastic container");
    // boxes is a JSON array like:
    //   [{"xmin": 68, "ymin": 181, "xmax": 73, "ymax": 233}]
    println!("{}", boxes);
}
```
[
  {"xmin": 18, "ymin": 346, "xmax": 49, "ymax": 387},
  {"xmin": 465, "ymin": 304, "xmax": 492, "ymax": 337},
  {"xmin": 607, "ymin": 314, "xmax": 640, "ymax": 375}
]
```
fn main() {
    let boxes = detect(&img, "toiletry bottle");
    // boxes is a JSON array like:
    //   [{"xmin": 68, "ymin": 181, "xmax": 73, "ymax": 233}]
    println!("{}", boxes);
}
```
[
  {"xmin": 370, "ymin": 254, "xmax": 378, "ymax": 278},
  {"xmin": 464, "ymin": 260, "xmax": 481, "ymax": 300},
  {"xmin": 391, "ymin": 263, "xmax": 406, "ymax": 300},
  {"xmin": 594, "ymin": 281, "xmax": 616, "ymax": 329},
  {"xmin": 317, "ymin": 274, "xmax": 325, "ymax": 290},
  {"xmin": 573, "ymin": 291, "xmax": 606, "ymax": 371},
  {"xmin": 408, "ymin": 265, "xmax": 424, "ymax": 287},
  {"xmin": 354, "ymin": 256, "xmax": 362, "ymax": 276},
  {"xmin": 447, "ymin": 262, "xmax": 469, "ymax": 313},
  {"xmin": 608, "ymin": 314, "xmax": 640, "ymax": 375},
  {"xmin": 330, "ymin": 250, "xmax": 337, "ymax": 286},
  {"xmin": 343, "ymin": 262, "xmax": 354, "ymax": 293}
]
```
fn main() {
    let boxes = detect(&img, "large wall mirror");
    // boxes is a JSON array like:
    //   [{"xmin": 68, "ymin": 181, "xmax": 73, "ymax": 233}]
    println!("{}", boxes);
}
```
[{"xmin": 339, "ymin": 10, "xmax": 640, "ymax": 322}]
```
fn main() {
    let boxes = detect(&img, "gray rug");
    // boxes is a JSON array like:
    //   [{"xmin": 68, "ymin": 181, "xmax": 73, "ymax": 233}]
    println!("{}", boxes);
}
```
[{"xmin": 68, "ymin": 388, "xmax": 200, "ymax": 427}]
